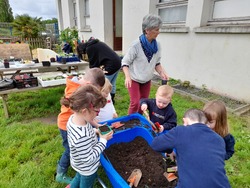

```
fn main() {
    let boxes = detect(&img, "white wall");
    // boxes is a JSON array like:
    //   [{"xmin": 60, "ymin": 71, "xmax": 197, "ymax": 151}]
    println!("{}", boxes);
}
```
[
  {"xmin": 103, "ymin": 0, "xmax": 113, "ymax": 47},
  {"xmin": 77, "ymin": 0, "xmax": 113, "ymax": 48},
  {"xmin": 122, "ymin": 0, "xmax": 151, "ymax": 54},
  {"xmin": 56, "ymin": 0, "xmax": 74, "ymax": 32},
  {"xmin": 55, "ymin": 0, "xmax": 64, "ymax": 30},
  {"xmin": 158, "ymin": 33, "xmax": 250, "ymax": 102}
]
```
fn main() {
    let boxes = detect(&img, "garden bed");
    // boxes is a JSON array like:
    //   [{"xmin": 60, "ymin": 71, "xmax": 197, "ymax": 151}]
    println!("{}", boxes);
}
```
[
  {"xmin": 151, "ymin": 75, "xmax": 250, "ymax": 116},
  {"xmin": 172, "ymin": 84, "xmax": 250, "ymax": 115}
]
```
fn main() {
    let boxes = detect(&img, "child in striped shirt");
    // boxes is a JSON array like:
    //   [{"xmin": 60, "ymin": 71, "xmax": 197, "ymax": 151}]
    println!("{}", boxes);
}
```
[{"xmin": 61, "ymin": 84, "xmax": 113, "ymax": 188}]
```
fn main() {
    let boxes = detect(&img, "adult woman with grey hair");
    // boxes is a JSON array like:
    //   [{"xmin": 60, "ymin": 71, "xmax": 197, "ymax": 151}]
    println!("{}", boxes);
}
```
[{"xmin": 122, "ymin": 14, "xmax": 169, "ymax": 114}]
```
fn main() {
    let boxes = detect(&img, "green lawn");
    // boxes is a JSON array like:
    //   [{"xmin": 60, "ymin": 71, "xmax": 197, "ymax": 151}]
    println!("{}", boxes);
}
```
[{"xmin": 0, "ymin": 72, "xmax": 249, "ymax": 188}]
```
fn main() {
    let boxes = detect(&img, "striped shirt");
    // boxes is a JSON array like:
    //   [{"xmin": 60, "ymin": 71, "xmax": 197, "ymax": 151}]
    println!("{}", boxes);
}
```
[{"xmin": 67, "ymin": 115, "xmax": 107, "ymax": 176}]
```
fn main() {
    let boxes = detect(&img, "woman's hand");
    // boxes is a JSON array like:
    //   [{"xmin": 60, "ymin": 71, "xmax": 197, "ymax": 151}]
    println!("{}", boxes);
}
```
[
  {"xmin": 155, "ymin": 64, "xmax": 169, "ymax": 80},
  {"xmin": 122, "ymin": 66, "xmax": 132, "ymax": 88},
  {"xmin": 125, "ymin": 77, "xmax": 132, "ymax": 88},
  {"xmin": 159, "ymin": 71, "xmax": 169, "ymax": 81}
]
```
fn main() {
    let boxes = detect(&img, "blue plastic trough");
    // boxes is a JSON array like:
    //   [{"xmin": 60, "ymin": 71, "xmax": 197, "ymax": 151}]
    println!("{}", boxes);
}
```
[{"xmin": 100, "ymin": 113, "xmax": 156, "ymax": 188}]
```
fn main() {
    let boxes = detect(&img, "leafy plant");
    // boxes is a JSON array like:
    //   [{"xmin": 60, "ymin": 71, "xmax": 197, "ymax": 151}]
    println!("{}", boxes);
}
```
[
  {"xmin": 59, "ymin": 27, "xmax": 78, "ymax": 52},
  {"xmin": 201, "ymin": 84, "xmax": 207, "ymax": 91},
  {"xmin": 12, "ymin": 14, "xmax": 44, "ymax": 38}
]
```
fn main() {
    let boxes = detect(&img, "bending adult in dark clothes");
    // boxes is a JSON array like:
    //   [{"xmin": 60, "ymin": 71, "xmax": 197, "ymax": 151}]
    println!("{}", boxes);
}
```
[{"xmin": 77, "ymin": 38, "xmax": 121, "ymax": 104}]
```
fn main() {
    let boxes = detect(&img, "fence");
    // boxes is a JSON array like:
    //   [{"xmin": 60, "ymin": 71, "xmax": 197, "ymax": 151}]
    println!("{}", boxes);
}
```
[{"xmin": 0, "ymin": 36, "xmax": 49, "ymax": 50}]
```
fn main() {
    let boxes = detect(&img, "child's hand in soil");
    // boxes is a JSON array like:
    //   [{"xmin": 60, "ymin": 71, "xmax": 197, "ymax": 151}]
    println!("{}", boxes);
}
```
[
  {"xmin": 167, "ymin": 151, "xmax": 176, "ymax": 162},
  {"xmin": 98, "ymin": 130, "xmax": 113, "ymax": 141}
]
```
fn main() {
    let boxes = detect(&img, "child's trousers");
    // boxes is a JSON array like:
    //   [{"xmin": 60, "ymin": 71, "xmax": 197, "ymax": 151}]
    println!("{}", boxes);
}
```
[{"xmin": 70, "ymin": 172, "xmax": 97, "ymax": 188}]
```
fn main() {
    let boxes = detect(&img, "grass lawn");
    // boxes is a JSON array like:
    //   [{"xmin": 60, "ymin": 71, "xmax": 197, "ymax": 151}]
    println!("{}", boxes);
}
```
[{"xmin": 0, "ymin": 72, "xmax": 249, "ymax": 188}]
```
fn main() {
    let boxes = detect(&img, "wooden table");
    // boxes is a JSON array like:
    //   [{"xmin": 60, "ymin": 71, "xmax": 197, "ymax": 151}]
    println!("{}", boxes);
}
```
[
  {"xmin": 0, "ymin": 61, "xmax": 89, "ymax": 79},
  {"xmin": 0, "ymin": 61, "xmax": 89, "ymax": 118}
]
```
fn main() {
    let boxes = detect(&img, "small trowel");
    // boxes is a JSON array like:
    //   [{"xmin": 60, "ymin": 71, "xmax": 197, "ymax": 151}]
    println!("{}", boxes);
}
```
[
  {"xmin": 127, "ymin": 169, "xmax": 142, "ymax": 187},
  {"xmin": 110, "ymin": 121, "xmax": 125, "ymax": 129},
  {"xmin": 143, "ymin": 111, "xmax": 160, "ymax": 132}
]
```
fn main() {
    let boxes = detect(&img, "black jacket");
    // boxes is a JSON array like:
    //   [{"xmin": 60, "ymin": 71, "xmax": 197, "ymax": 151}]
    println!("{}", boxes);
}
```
[
  {"xmin": 77, "ymin": 39, "xmax": 121, "ymax": 75},
  {"xmin": 140, "ymin": 98, "xmax": 177, "ymax": 130}
]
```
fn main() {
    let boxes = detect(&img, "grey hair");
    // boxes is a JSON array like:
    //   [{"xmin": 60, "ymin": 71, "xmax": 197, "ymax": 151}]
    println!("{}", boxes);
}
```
[
  {"xmin": 183, "ymin": 109, "xmax": 208, "ymax": 124},
  {"xmin": 142, "ymin": 14, "xmax": 162, "ymax": 34}
]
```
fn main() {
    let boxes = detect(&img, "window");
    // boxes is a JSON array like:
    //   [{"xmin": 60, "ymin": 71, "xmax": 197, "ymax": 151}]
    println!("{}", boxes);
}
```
[
  {"xmin": 209, "ymin": 0, "xmax": 250, "ymax": 25},
  {"xmin": 157, "ymin": 0, "xmax": 188, "ymax": 25},
  {"xmin": 84, "ymin": 0, "xmax": 90, "ymax": 28},
  {"xmin": 73, "ymin": 1, "xmax": 77, "ymax": 27},
  {"xmin": 84, "ymin": 0, "xmax": 89, "ymax": 16},
  {"xmin": 194, "ymin": 0, "xmax": 250, "ymax": 33}
]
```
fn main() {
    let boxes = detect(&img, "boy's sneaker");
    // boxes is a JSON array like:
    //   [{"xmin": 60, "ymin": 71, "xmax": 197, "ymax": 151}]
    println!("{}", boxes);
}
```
[{"xmin": 56, "ymin": 173, "xmax": 72, "ymax": 184}]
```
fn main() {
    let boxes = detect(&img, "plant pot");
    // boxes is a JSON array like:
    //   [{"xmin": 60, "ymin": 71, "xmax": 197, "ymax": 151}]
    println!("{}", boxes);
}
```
[
  {"xmin": 33, "ymin": 58, "xmax": 39, "ymax": 63},
  {"xmin": 42, "ymin": 61, "xmax": 51, "ymax": 67},
  {"xmin": 50, "ymin": 57, "xmax": 56, "ymax": 62},
  {"xmin": 4, "ymin": 59, "xmax": 10, "ymax": 68},
  {"xmin": 61, "ymin": 57, "xmax": 67, "ymax": 64},
  {"xmin": 4, "ymin": 63, "xmax": 9, "ymax": 68}
]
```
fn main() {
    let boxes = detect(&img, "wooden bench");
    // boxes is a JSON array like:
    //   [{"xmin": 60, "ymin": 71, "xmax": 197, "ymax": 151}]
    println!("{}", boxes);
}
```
[{"xmin": 0, "ymin": 61, "xmax": 89, "ymax": 118}]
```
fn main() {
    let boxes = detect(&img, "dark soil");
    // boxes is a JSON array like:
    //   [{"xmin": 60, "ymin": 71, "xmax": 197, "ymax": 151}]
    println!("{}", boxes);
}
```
[
  {"xmin": 113, "ymin": 118, "xmax": 149, "ymax": 131},
  {"xmin": 105, "ymin": 137, "xmax": 177, "ymax": 188},
  {"xmin": 99, "ymin": 124, "xmax": 112, "ymax": 134},
  {"xmin": 173, "ymin": 85, "xmax": 200, "ymax": 94}
]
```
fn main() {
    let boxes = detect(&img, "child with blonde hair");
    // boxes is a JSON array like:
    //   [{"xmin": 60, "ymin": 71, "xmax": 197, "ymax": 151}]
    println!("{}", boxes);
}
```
[
  {"xmin": 96, "ymin": 78, "xmax": 118, "ymax": 123},
  {"xmin": 203, "ymin": 100, "xmax": 235, "ymax": 160},
  {"xmin": 140, "ymin": 85, "xmax": 177, "ymax": 132},
  {"xmin": 61, "ymin": 84, "xmax": 113, "ymax": 188}
]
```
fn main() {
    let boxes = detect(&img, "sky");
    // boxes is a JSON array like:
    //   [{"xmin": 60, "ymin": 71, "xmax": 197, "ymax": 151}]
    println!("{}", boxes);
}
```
[{"xmin": 9, "ymin": 0, "xmax": 57, "ymax": 20}]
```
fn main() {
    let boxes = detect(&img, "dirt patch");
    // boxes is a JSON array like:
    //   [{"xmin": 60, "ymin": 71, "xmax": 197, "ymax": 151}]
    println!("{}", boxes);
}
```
[
  {"xmin": 173, "ymin": 84, "xmax": 247, "ymax": 110},
  {"xmin": 152, "ymin": 75, "xmax": 249, "ymax": 114},
  {"xmin": 105, "ymin": 136, "xmax": 177, "ymax": 188},
  {"xmin": 30, "ymin": 116, "xmax": 57, "ymax": 125}
]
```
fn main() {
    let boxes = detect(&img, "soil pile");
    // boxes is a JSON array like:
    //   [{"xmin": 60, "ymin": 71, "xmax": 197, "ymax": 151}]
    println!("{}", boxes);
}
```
[{"xmin": 105, "ymin": 136, "xmax": 178, "ymax": 188}]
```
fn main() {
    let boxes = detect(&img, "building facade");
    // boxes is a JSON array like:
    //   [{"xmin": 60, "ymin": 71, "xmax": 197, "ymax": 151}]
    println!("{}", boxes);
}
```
[{"xmin": 55, "ymin": 0, "xmax": 250, "ymax": 103}]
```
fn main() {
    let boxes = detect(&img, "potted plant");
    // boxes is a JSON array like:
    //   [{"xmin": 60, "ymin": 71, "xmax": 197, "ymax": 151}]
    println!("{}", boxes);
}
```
[{"xmin": 59, "ymin": 27, "xmax": 79, "ymax": 54}]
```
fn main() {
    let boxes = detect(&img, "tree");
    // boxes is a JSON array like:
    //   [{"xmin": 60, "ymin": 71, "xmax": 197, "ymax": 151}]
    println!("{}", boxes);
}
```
[
  {"xmin": 42, "ymin": 18, "xmax": 58, "ymax": 25},
  {"xmin": 12, "ymin": 14, "xmax": 44, "ymax": 38},
  {"xmin": 0, "ymin": 0, "xmax": 14, "ymax": 22}
]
